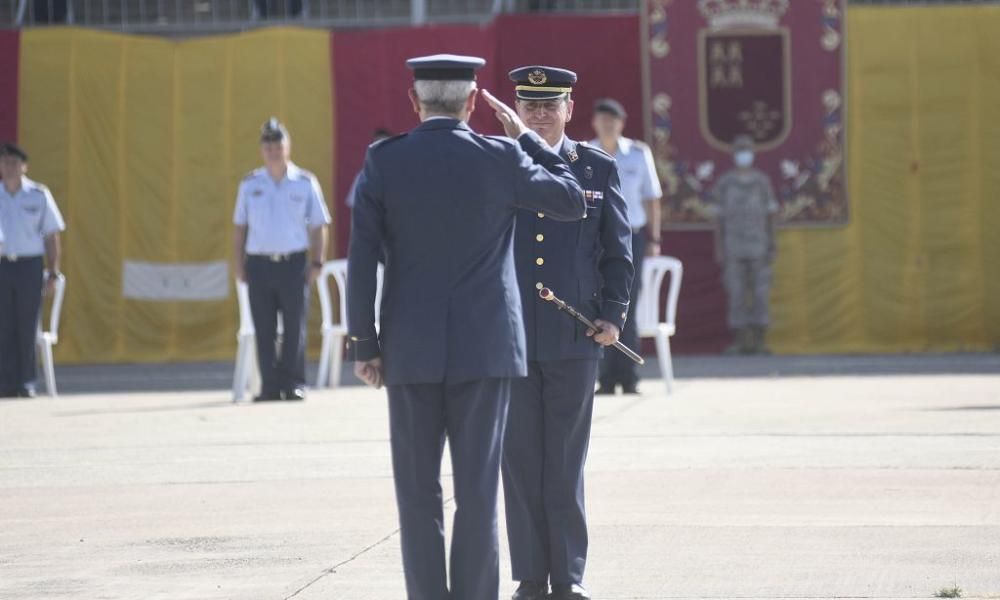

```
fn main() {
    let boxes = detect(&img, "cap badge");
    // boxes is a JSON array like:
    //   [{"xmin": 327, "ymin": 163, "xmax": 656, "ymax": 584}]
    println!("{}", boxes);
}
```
[{"xmin": 528, "ymin": 69, "xmax": 547, "ymax": 85}]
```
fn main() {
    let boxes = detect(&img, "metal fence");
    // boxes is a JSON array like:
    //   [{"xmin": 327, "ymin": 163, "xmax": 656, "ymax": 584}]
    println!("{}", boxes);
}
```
[
  {"xmin": 1, "ymin": 0, "xmax": 998, "ymax": 31},
  {"xmin": 0, "ymin": 0, "xmax": 637, "ymax": 30}
]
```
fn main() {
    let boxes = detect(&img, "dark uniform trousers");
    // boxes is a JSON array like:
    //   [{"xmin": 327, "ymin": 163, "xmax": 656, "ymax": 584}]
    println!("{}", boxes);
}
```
[
  {"xmin": 503, "ymin": 358, "xmax": 598, "ymax": 585},
  {"xmin": 599, "ymin": 227, "xmax": 645, "ymax": 389},
  {"xmin": 0, "ymin": 256, "xmax": 44, "ymax": 394},
  {"xmin": 388, "ymin": 378, "xmax": 511, "ymax": 600},
  {"xmin": 245, "ymin": 252, "xmax": 308, "ymax": 394}
]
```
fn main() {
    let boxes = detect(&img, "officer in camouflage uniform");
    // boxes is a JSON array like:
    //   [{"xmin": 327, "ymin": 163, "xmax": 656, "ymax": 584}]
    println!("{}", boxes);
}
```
[{"xmin": 710, "ymin": 135, "xmax": 778, "ymax": 354}]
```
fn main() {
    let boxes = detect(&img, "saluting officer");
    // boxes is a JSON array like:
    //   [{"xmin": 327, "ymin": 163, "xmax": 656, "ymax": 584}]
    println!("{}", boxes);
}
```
[
  {"xmin": 347, "ymin": 55, "xmax": 585, "ymax": 600},
  {"xmin": 502, "ymin": 67, "xmax": 633, "ymax": 600},
  {"xmin": 232, "ymin": 119, "xmax": 331, "ymax": 402},
  {"xmin": 0, "ymin": 143, "xmax": 65, "ymax": 398}
]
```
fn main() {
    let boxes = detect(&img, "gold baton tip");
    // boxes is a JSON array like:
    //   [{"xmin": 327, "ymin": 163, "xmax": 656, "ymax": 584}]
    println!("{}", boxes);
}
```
[{"xmin": 539, "ymin": 288, "xmax": 554, "ymax": 301}]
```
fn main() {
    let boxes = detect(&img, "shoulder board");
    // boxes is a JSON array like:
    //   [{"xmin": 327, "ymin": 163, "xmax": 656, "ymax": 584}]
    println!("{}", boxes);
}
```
[
  {"xmin": 484, "ymin": 134, "xmax": 516, "ymax": 145},
  {"xmin": 242, "ymin": 169, "xmax": 261, "ymax": 182},
  {"xmin": 577, "ymin": 141, "xmax": 614, "ymax": 161},
  {"xmin": 369, "ymin": 133, "xmax": 408, "ymax": 151}
]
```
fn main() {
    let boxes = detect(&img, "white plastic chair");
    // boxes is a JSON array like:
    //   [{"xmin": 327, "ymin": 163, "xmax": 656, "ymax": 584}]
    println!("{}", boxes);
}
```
[
  {"xmin": 232, "ymin": 281, "xmax": 259, "ymax": 402},
  {"xmin": 36, "ymin": 272, "xmax": 66, "ymax": 397},
  {"xmin": 316, "ymin": 259, "xmax": 383, "ymax": 389},
  {"xmin": 232, "ymin": 280, "xmax": 284, "ymax": 402},
  {"xmin": 635, "ymin": 256, "xmax": 683, "ymax": 394}
]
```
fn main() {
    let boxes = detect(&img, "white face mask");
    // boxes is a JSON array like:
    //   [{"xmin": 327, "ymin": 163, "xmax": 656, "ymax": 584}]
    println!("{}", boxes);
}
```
[{"xmin": 734, "ymin": 150, "xmax": 754, "ymax": 168}]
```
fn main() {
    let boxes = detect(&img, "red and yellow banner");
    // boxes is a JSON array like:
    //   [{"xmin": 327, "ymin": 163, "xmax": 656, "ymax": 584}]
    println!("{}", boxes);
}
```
[{"xmin": 2, "ymin": 8, "xmax": 999, "ymax": 363}]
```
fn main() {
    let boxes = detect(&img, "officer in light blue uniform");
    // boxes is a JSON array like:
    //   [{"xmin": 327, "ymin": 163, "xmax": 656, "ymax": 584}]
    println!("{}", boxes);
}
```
[
  {"xmin": 0, "ymin": 143, "xmax": 65, "ymax": 398},
  {"xmin": 503, "ymin": 67, "xmax": 633, "ymax": 600},
  {"xmin": 591, "ymin": 98, "xmax": 664, "ymax": 394},
  {"xmin": 347, "ymin": 55, "xmax": 586, "ymax": 600},
  {"xmin": 232, "ymin": 119, "xmax": 331, "ymax": 402}
]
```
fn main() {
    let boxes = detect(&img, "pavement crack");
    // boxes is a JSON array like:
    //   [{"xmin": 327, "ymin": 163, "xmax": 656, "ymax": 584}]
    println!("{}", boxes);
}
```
[{"xmin": 282, "ymin": 496, "xmax": 456, "ymax": 599}]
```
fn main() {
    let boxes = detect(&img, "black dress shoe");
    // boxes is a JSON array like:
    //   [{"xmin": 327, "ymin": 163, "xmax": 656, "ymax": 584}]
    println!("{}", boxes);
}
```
[
  {"xmin": 621, "ymin": 383, "xmax": 640, "ymax": 395},
  {"xmin": 512, "ymin": 581, "xmax": 548, "ymax": 600},
  {"xmin": 253, "ymin": 392, "xmax": 283, "ymax": 402},
  {"xmin": 594, "ymin": 385, "xmax": 616, "ymax": 396},
  {"xmin": 549, "ymin": 583, "xmax": 591, "ymax": 600},
  {"xmin": 284, "ymin": 387, "xmax": 306, "ymax": 401},
  {"xmin": 17, "ymin": 386, "xmax": 37, "ymax": 398}
]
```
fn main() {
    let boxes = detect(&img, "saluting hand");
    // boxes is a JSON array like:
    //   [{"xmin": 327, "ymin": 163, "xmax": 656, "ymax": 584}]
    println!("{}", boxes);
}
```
[
  {"xmin": 587, "ymin": 319, "xmax": 621, "ymax": 347},
  {"xmin": 481, "ymin": 89, "xmax": 528, "ymax": 139},
  {"xmin": 354, "ymin": 357, "xmax": 384, "ymax": 390}
]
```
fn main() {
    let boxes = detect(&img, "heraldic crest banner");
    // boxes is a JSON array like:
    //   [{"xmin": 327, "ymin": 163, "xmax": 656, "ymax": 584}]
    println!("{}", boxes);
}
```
[{"xmin": 644, "ymin": 0, "xmax": 847, "ymax": 229}]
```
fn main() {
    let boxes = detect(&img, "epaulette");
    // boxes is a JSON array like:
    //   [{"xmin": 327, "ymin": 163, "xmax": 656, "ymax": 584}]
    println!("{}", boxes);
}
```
[
  {"xmin": 577, "ymin": 141, "xmax": 614, "ymax": 162},
  {"xmin": 369, "ymin": 133, "xmax": 408, "ymax": 151}
]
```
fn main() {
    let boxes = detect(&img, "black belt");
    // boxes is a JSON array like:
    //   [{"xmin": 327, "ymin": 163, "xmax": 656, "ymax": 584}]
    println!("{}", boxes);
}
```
[
  {"xmin": 1, "ymin": 254, "xmax": 43, "ymax": 264},
  {"xmin": 247, "ymin": 251, "xmax": 305, "ymax": 263}
]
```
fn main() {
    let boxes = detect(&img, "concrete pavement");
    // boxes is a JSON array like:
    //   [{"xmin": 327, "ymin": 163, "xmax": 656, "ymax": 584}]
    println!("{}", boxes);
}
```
[{"xmin": 1, "ymin": 357, "xmax": 999, "ymax": 599}]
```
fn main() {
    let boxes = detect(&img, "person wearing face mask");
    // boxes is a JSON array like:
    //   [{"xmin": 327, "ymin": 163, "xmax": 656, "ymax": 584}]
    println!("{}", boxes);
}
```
[{"xmin": 710, "ymin": 134, "xmax": 778, "ymax": 354}]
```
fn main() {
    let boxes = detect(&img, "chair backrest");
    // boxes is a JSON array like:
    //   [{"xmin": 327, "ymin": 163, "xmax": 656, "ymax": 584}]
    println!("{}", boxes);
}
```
[
  {"xmin": 636, "ymin": 256, "xmax": 683, "ymax": 335},
  {"xmin": 235, "ymin": 280, "xmax": 255, "ymax": 336},
  {"xmin": 39, "ymin": 272, "xmax": 67, "ymax": 341},
  {"xmin": 318, "ymin": 259, "xmax": 384, "ymax": 331}
]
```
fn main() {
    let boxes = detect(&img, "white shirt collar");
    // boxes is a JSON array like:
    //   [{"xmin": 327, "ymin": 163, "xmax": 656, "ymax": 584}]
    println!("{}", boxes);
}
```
[
  {"xmin": 259, "ymin": 162, "xmax": 302, "ymax": 181},
  {"xmin": 544, "ymin": 134, "xmax": 567, "ymax": 153},
  {"xmin": 2, "ymin": 176, "xmax": 30, "ymax": 196}
]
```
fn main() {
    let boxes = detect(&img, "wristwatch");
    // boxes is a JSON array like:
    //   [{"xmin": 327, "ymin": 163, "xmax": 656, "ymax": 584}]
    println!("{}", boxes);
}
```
[{"xmin": 47, "ymin": 271, "xmax": 62, "ymax": 281}]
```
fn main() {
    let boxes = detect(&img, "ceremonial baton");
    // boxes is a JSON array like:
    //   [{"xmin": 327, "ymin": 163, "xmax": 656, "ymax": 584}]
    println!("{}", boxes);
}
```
[{"xmin": 538, "ymin": 288, "xmax": 644, "ymax": 366}]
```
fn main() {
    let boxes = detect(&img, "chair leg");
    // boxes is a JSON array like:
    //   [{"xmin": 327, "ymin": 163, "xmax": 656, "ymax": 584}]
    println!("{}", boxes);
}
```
[
  {"xmin": 42, "ymin": 340, "xmax": 57, "ymax": 397},
  {"xmin": 330, "ymin": 335, "xmax": 344, "ymax": 388},
  {"xmin": 655, "ymin": 332, "xmax": 674, "ymax": 395},
  {"xmin": 233, "ymin": 339, "xmax": 248, "ymax": 402},
  {"xmin": 316, "ymin": 333, "xmax": 332, "ymax": 388},
  {"xmin": 664, "ymin": 336, "xmax": 675, "ymax": 394},
  {"xmin": 248, "ymin": 337, "xmax": 261, "ymax": 396}
]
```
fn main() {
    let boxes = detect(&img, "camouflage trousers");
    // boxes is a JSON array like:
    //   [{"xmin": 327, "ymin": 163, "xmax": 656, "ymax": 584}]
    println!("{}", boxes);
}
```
[{"xmin": 722, "ymin": 257, "xmax": 772, "ymax": 328}]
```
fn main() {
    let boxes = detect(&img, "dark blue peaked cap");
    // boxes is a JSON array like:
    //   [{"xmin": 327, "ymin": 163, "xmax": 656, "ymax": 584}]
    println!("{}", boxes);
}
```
[
  {"xmin": 406, "ymin": 54, "xmax": 486, "ymax": 81},
  {"xmin": 509, "ymin": 65, "xmax": 577, "ymax": 100}
]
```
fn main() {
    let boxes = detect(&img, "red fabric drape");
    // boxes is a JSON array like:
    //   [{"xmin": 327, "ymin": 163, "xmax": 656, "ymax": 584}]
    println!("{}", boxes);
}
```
[
  {"xmin": 331, "ymin": 16, "xmax": 726, "ymax": 352},
  {"xmin": 0, "ymin": 31, "xmax": 19, "ymax": 145}
]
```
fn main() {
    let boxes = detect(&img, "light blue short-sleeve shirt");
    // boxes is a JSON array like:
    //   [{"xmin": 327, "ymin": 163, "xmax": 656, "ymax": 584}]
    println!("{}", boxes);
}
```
[
  {"xmin": 591, "ymin": 137, "xmax": 662, "ymax": 229},
  {"xmin": 233, "ymin": 162, "xmax": 332, "ymax": 254},
  {"xmin": 0, "ymin": 176, "xmax": 66, "ymax": 257}
]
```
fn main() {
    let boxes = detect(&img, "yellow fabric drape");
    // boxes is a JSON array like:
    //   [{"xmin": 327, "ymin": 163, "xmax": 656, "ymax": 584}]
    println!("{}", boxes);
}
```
[
  {"xmin": 19, "ymin": 27, "xmax": 333, "ymax": 363},
  {"xmin": 16, "ymin": 7, "xmax": 1000, "ymax": 364},
  {"xmin": 769, "ymin": 6, "xmax": 1000, "ymax": 354}
]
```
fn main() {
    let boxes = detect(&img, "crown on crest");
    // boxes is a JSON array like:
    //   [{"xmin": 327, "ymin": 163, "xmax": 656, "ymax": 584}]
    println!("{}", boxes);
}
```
[{"xmin": 697, "ymin": 0, "xmax": 789, "ymax": 30}]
